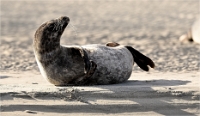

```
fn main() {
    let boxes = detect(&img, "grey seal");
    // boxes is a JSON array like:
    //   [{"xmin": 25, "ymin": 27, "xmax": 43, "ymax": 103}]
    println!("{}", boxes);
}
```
[
  {"xmin": 179, "ymin": 16, "xmax": 200, "ymax": 44},
  {"xmin": 33, "ymin": 16, "xmax": 155, "ymax": 86}
]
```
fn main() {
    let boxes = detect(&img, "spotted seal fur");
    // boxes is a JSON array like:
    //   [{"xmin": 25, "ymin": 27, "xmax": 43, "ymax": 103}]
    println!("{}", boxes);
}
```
[{"xmin": 33, "ymin": 16, "xmax": 155, "ymax": 86}]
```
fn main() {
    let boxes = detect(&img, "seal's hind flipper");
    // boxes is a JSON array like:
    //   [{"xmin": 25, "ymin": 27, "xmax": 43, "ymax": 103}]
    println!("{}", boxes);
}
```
[
  {"xmin": 125, "ymin": 46, "xmax": 155, "ymax": 71},
  {"xmin": 106, "ymin": 42, "xmax": 120, "ymax": 47}
]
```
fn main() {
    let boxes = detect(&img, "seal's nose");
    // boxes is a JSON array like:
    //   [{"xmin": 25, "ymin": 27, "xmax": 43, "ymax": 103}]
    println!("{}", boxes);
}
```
[{"xmin": 60, "ymin": 16, "xmax": 70, "ymax": 22}]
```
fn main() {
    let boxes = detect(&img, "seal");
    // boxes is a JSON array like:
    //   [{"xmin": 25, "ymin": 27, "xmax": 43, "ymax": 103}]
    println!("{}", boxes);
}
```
[
  {"xmin": 33, "ymin": 16, "xmax": 155, "ymax": 86},
  {"xmin": 179, "ymin": 16, "xmax": 200, "ymax": 44}
]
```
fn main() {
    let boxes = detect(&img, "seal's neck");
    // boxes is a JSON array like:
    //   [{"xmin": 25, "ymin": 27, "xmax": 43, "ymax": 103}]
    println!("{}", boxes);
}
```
[
  {"xmin": 33, "ymin": 34, "xmax": 61, "ymax": 62},
  {"xmin": 33, "ymin": 16, "xmax": 69, "ymax": 62},
  {"xmin": 34, "ymin": 38, "xmax": 60, "ymax": 53}
]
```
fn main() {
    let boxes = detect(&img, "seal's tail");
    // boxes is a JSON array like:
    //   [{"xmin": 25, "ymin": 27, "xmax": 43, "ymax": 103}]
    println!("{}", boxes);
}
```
[{"xmin": 125, "ymin": 46, "xmax": 155, "ymax": 71}]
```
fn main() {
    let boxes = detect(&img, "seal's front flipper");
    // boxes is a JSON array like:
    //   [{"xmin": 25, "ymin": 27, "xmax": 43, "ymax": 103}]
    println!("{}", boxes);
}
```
[
  {"xmin": 106, "ymin": 42, "xmax": 120, "ymax": 47},
  {"xmin": 74, "ymin": 60, "xmax": 97, "ymax": 85},
  {"xmin": 79, "ymin": 48, "xmax": 97, "ymax": 77},
  {"xmin": 71, "ymin": 48, "xmax": 97, "ymax": 85},
  {"xmin": 125, "ymin": 46, "xmax": 155, "ymax": 71},
  {"xmin": 85, "ymin": 60, "xmax": 97, "ymax": 79},
  {"xmin": 71, "ymin": 47, "xmax": 92, "ymax": 74}
]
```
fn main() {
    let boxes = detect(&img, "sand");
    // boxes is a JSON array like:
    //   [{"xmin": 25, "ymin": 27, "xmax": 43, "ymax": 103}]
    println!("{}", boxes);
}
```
[
  {"xmin": 1, "ymin": 71, "xmax": 200, "ymax": 116},
  {"xmin": 0, "ymin": 0, "xmax": 200, "ymax": 116}
]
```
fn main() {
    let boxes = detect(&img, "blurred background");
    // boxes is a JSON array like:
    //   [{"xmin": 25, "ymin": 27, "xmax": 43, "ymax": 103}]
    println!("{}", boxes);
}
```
[{"xmin": 1, "ymin": 0, "xmax": 199, "ymax": 73}]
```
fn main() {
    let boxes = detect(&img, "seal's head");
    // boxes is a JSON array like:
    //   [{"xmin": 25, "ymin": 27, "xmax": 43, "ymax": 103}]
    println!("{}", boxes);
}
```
[
  {"xmin": 34, "ymin": 16, "xmax": 70, "ymax": 53},
  {"xmin": 35, "ymin": 16, "xmax": 70, "ymax": 42}
]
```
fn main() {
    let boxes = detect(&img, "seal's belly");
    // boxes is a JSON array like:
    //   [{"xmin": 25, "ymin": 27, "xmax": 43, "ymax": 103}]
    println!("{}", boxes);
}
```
[{"xmin": 82, "ymin": 44, "xmax": 133, "ymax": 84}]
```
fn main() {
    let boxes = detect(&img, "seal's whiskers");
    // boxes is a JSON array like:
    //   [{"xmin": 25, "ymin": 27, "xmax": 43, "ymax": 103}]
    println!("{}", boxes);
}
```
[{"xmin": 69, "ymin": 23, "xmax": 78, "ymax": 36}]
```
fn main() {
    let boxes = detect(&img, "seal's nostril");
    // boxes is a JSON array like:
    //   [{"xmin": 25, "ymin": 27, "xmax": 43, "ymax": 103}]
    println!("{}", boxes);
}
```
[{"xmin": 61, "ymin": 16, "xmax": 70, "ymax": 22}]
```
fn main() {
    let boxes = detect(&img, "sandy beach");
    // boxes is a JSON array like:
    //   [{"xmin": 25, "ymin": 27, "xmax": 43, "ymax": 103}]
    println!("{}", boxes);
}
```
[{"xmin": 1, "ymin": 0, "xmax": 200, "ymax": 116}]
